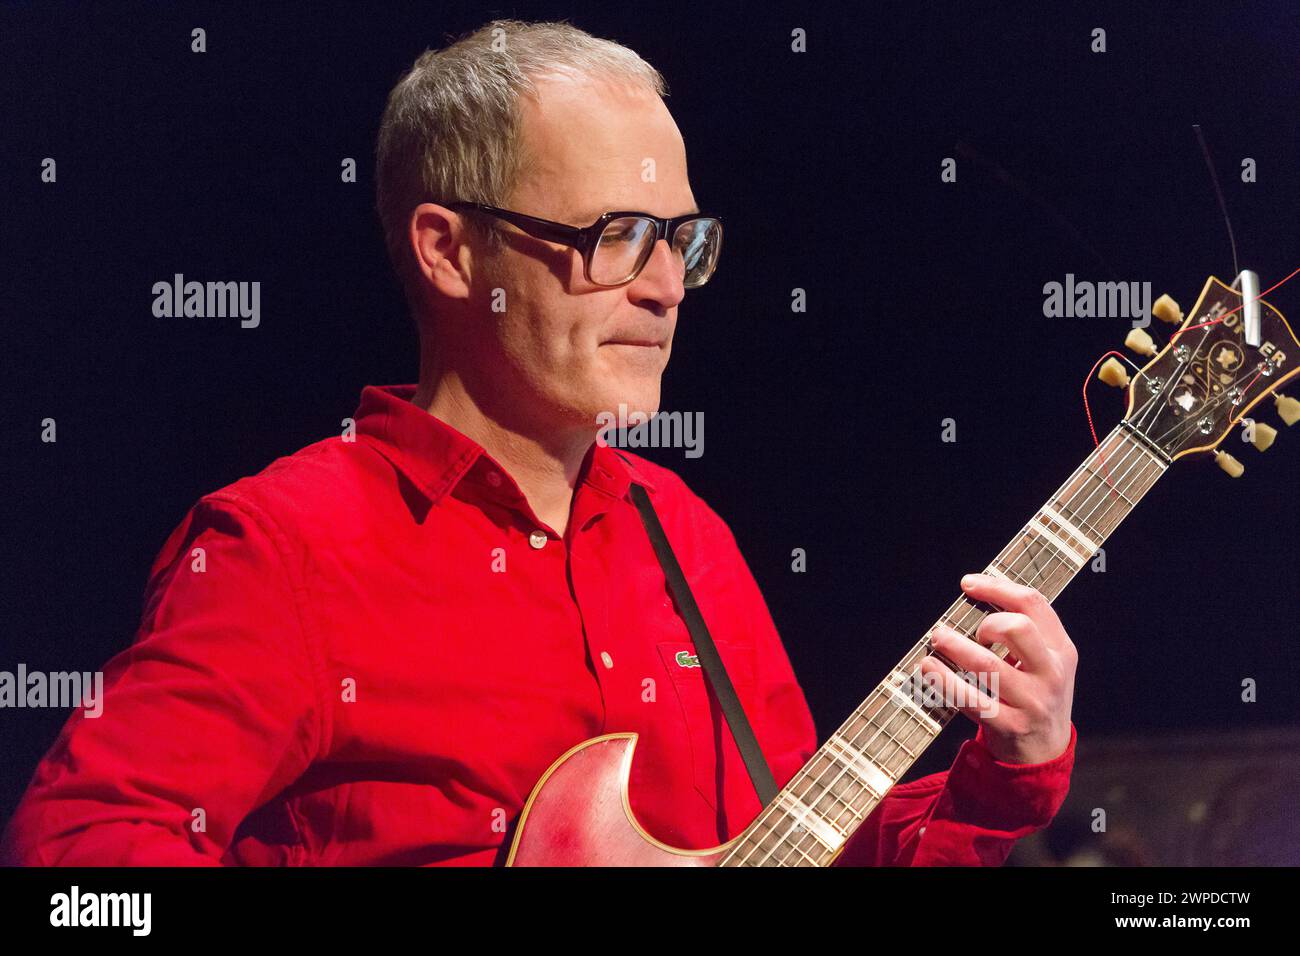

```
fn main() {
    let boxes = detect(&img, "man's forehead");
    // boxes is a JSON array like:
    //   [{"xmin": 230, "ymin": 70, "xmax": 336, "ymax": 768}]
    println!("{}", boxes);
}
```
[
  {"xmin": 517, "ymin": 75, "xmax": 694, "ymax": 223},
  {"xmin": 522, "ymin": 76, "xmax": 671, "ymax": 149}
]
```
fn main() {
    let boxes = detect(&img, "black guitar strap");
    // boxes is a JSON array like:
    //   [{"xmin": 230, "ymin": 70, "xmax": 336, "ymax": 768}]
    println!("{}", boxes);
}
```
[{"xmin": 627, "ymin": 480, "xmax": 779, "ymax": 807}]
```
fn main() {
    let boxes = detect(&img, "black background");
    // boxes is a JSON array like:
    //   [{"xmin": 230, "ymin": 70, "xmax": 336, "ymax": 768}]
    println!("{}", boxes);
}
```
[{"xmin": 2, "ymin": 0, "xmax": 1297, "ymax": 828}]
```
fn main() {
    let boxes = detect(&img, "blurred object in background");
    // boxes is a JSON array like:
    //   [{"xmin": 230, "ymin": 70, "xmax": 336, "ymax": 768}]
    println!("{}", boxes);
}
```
[{"xmin": 1008, "ymin": 726, "xmax": 1300, "ymax": 866}]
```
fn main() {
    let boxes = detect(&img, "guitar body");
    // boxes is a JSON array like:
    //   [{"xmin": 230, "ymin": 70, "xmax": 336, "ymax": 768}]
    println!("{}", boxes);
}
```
[{"xmin": 506, "ymin": 732, "xmax": 736, "ymax": 866}]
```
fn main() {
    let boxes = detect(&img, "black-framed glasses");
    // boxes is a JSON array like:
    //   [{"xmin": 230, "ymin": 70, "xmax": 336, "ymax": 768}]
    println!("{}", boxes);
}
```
[{"xmin": 442, "ymin": 201, "xmax": 723, "ymax": 289}]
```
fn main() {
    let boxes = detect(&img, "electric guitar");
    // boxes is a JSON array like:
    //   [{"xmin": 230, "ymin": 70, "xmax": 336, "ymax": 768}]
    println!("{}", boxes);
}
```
[{"xmin": 506, "ymin": 276, "xmax": 1299, "ymax": 866}]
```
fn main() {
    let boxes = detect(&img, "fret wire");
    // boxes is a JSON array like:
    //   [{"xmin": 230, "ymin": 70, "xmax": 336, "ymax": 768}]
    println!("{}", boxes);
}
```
[
  {"xmin": 1034, "ymin": 521, "xmax": 1088, "ymax": 566},
  {"xmin": 870, "ymin": 706, "xmax": 914, "ymax": 764},
  {"xmin": 1044, "ymin": 496, "xmax": 1106, "ymax": 548},
  {"xmin": 867, "ymin": 714, "xmax": 915, "ymax": 778},
  {"xmin": 813, "ymin": 765, "xmax": 867, "ymax": 823},
  {"xmin": 855, "ymin": 709, "xmax": 904, "ymax": 777},
  {"xmin": 796, "ymin": 757, "xmax": 845, "ymax": 823},
  {"xmin": 1082, "ymin": 464, "xmax": 1138, "ymax": 508},
  {"xmin": 1070, "ymin": 441, "xmax": 1161, "ymax": 541},
  {"xmin": 806, "ymin": 770, "xmax": 866, "ymax": 831}
]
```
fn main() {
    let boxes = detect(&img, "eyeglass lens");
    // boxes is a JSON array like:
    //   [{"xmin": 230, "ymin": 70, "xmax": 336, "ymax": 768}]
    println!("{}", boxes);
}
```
[{"xmin": 592, "ymin": 217, "xmax": 721, "ymax": 288}]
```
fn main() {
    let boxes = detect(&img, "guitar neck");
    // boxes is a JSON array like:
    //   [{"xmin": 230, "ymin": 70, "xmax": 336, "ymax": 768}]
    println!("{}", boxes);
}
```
[{"xmin": 719, "ymin": 421, "xmax": 1172, "ymax": 866}]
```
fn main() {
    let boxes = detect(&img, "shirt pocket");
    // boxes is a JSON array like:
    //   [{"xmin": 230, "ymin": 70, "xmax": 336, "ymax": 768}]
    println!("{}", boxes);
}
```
[{"xmin": 656, "ymin": 639, "xmax": 759, "ymax": 812}]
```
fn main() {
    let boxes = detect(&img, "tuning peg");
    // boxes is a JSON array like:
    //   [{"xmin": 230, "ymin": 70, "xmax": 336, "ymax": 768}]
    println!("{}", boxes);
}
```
[
  {"xmin": 1098, "ymin": 357, "xmax": 1130, "ymax": 388},
  {"xmin": 1250, "ymin": 421, "xmax": 1278, "ymax": 451},
  {"xmin": 1124, "ymin": 328, "xmax": 1158, "ymax": 356},
  {"xmin": 1152, "ymin": 294, "xmax": 1183, "ymax": 324},
  {"xmin": 1214, "ymin": 450, "xmax": 1245, "ymax": 478},
  {"xmin": 1275, "ymin": 392, "xmax": 1300, "ymax": 426}
]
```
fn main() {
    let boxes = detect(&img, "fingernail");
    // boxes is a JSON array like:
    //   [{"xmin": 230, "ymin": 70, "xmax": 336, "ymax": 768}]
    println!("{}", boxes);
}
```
[{"xmin": 961, "ymin": 574, "xmax": 978, "ymax": 589}]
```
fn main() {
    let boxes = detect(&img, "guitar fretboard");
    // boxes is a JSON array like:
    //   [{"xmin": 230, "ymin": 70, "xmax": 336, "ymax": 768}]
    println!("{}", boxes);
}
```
[{"xmin": 719, "ymin": 422, "xmax": 1170, "ymax": 866}]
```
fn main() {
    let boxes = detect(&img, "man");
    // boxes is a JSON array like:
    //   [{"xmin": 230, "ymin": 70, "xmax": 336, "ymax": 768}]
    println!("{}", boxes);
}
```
[{"xmin": 3, "ymin": 19, "xmax": 1076, "ymax": 867}]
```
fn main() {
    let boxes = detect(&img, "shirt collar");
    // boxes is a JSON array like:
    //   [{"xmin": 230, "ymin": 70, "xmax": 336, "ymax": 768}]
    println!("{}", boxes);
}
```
[{"xmin": 352, "ymin": 384, "xmax": 658, "ymax": 507}]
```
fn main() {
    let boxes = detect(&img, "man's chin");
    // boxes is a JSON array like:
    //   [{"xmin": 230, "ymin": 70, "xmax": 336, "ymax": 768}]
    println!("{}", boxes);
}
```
[{"xmin": 587, "ymin": 390, "xmax": 662, "ymax": 429}]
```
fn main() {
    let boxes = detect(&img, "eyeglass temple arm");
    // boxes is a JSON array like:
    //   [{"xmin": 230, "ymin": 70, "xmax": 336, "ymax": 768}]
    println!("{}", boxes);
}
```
[{"xmin": 445, "ymin": 201, "xmax": 586, "ymax": 247}]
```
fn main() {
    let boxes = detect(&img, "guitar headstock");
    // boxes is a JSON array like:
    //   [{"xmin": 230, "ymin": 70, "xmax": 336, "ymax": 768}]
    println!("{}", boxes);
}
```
[{"xmin": 1122, "ymin": 276, "xmax": 1300, "ymax": 463}]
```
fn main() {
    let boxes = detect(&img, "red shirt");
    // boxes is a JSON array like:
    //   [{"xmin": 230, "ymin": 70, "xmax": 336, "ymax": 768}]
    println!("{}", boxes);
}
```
[{"xmin": 3, "ymin": 384, "xmax": 1075, "ymax": 866}]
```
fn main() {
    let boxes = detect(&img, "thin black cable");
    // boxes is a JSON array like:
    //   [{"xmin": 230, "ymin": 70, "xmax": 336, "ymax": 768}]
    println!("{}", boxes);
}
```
[{"xmin": 1193, "ymin": 124, "xmax": 1240, "ymax": 280}]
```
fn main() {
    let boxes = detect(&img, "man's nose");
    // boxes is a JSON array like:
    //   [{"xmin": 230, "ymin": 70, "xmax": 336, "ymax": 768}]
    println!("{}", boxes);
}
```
[{"xmin": 628, "ymin": 239, "xmax": 687, "ymax": 307}]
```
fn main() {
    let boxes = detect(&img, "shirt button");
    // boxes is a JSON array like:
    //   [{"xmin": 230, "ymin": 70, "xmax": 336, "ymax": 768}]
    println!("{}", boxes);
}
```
[
  {"xmin": 600, "ymin": 651, "xmax": 614, "ymax": 669},
  {"xmin": 528, "ymin": 530, "xmax": 548, "ymax": 549},
  {"xmin": 485, "ymin": 470, "xmax": 502, "ymax": 487},
  {"xmin": 918, "ymin": 826, "xmax": 927, "ymax": 837}
]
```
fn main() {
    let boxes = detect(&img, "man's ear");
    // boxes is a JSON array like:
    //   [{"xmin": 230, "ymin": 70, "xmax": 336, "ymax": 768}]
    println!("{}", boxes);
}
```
[{"xmin": 410, "ymin": 203, "xmax": 473, "ymax": 301}]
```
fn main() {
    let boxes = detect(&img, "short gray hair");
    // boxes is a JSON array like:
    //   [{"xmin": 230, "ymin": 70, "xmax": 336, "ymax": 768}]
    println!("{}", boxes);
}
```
[{"xmin": 375, "ymin": 19, "xmax": 668, "ymax": 308}]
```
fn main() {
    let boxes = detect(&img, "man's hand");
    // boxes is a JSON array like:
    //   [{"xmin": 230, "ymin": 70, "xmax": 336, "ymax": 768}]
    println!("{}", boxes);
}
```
[{"xmin": 918, "ymin": 572, "xmax": 1077, "ymax": 765}]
